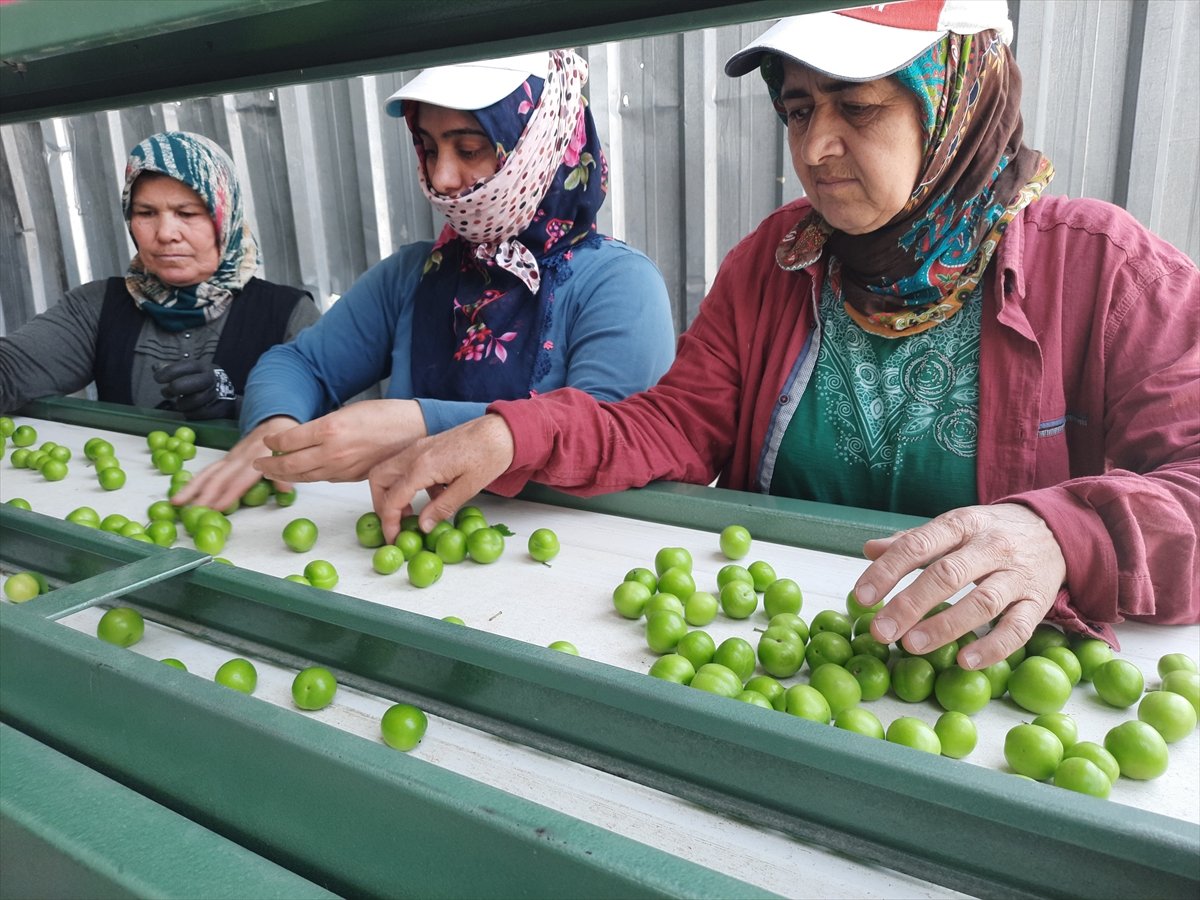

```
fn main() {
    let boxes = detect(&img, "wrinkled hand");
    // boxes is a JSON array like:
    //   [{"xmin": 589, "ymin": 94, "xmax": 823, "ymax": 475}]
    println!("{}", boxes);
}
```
[
  {"xmin": 858, "ymin": 503, "xmax": 1067, "ymax": 670},
  {"xmin": 369, "ymin": 414, "xmax": 515, "ymax": 542},
  {"xmin": 254, "ymin": 400, "xmax": 427, "ymax": 484},
  {"xmin": 154, "ymin": 359, "xmax": 239, "ymax": 420},
  {"xmin": 172, "ymin": 416, "xmax": 298, "ymax": 511}
]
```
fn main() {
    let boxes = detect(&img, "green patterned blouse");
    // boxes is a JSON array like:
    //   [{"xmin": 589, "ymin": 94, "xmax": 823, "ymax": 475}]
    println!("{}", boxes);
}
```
[{"xmin": 771, "ymin": 277, "xmax": 981, "ymax": 516}]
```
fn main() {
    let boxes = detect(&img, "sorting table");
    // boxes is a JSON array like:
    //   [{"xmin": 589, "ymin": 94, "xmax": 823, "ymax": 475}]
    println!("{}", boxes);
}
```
[{"xmin": 2, "ymin": 402, "xmax": 1197, "ymax": 899}]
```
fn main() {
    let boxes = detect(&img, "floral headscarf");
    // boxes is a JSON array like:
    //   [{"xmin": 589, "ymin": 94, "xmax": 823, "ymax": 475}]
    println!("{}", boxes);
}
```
[
  {"xmin": 767, "ymin": 32, "xmax": 1054, "ymax": 337},
  {"xmin": 122, "ymin": 131, "xmax": 260, "ymax": 332},
  {"xmin": 406, "ymin": 49, "xmax": 608, "ymax": 402}
]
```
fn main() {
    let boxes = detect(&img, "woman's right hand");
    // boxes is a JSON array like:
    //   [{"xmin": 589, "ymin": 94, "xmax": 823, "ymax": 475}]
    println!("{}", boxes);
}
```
[
  {"xmin": 172, "ymin": 415, "xmax": 299, "ymax": 511},
  {"xmin": 253, "ymin": 399, "xmax": 428, "ymax": 485},
  {"xmin": 369, "ymin": 414, "xmax": 515, "ymax": 542}
]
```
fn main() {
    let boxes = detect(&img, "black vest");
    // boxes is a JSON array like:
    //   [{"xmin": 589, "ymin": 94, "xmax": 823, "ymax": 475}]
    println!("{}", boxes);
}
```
[{"xmin": 93, "ymin": 277, "xmax": 310, "ymax": 405}]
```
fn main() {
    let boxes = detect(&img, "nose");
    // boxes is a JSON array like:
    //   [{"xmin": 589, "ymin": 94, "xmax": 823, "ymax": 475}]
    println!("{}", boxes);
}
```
[
  {"xmin": 427, "ymin": 153, "xmax": 465, "ymax": 197},
  {"xmin": 155, "ymin": 213, "xmax": 184, "ymax": 243},
  {"xmin": 796, "ymin": 104, "xmax": 843, "ymax": 167}
]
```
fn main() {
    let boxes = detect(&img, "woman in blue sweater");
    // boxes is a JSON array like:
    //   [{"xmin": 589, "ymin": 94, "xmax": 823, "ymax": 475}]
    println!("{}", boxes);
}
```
[{"xmin": 180, "ymin": 50, "xmax": 674, "ymax": 509}]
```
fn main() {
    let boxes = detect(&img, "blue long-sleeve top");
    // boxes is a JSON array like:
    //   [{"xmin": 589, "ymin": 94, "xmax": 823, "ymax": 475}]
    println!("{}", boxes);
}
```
[{"xmin": 241, "ymin": 238, "xmax": 676, "ymax": 435}]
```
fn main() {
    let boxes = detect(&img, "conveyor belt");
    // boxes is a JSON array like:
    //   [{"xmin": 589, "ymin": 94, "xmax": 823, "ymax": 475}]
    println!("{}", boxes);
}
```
[{"xmin": 2, "ymin": 408, "xmax": 1197, "ymax": 898}]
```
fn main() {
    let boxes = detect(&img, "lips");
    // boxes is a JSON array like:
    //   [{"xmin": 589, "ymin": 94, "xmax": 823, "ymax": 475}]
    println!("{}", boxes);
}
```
[
  {"xmin": 809, "ymin": 166, "xmax": 856, "ymax": 184},
  {"xmin": 815, "ymin": 174, "xmax": 856, "ymax": 187}
]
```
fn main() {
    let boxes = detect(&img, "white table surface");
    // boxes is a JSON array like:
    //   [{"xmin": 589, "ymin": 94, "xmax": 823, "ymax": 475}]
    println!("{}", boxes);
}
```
[{"xmin": 3, "ymin": 415, "xmax": 1198, "ymax": 896}]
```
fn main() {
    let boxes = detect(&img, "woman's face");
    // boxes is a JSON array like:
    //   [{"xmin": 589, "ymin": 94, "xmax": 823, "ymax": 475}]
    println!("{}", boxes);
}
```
[
  {"xmin": 415, "ymin": 104, "xmax": 500, "ymax": 197},
  {"xmin": 779, "ymin": 60, "xmax": 925, "ymax": 235},
  {"xmin": 129, "ymin": 174, "xmax": 220, "ymax": 286}
]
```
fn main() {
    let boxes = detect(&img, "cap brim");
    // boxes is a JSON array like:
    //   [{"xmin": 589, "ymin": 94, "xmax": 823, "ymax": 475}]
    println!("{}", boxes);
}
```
[
  {"xmin": 385, "ymin": 52, "xmax": 548, "ymax": 118},
  {"xmin": 724, "ymin": 12, "xmax": 943, "ymax": 82}
]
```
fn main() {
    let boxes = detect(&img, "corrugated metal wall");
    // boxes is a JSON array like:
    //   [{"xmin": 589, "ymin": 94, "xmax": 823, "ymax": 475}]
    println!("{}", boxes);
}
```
[{"xmin": 2, "ymin": 0, "xmax": 1197, "ymax": 338}]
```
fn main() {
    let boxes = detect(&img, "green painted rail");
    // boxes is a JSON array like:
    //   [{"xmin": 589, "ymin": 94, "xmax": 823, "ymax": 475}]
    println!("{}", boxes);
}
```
[
  {"xmin": 19, "ymin": 397, "xmax": 243, "ymax": 451},
  {"xmin": 0, "ymin": 606, "xmax": 774, "ymax": 900},
  {"xmin": 3, "ymin": 504, "xmax": 1198, "ymax": 899},
  {"xmin": 20, "ymin": 396, "xmax": 922, "ymax": 557},
  {"xmin": 0, "ymin": 722, "xmax": 338, "ymax": 900},
  {"xmin": 0, "ymin": 0, "xmax": 844, "ymax": 124}
]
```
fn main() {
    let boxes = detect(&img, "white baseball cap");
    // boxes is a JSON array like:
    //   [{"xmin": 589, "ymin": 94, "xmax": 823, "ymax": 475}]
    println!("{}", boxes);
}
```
[
  {"xmin": 724, "ymin": 0, "xmax": 1013, "ymax": 82},
  {"xmin": 385, "ymin": 52, "xmax": 549, "ymax": 118}
]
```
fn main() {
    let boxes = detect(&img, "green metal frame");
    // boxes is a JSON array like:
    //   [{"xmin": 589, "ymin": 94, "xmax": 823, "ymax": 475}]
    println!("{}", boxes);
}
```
[
  {"xmin": 3, "ymin": 0, "xmax": 1198, "ymax": 882},
  {"xmin": 22, "ymin": 396, "xmax": 923, "ymax": 556},
  {"xmin": 1, "ymin": 608, "xmax": 770, "ymax": 900},
  {"xmin": 3, "ymin": 487, "xmax": 1198, "ymax": 898},
  {"xmin": 0, "ymin": 723, "xmax": 337, "ymax": 900},
  {"xmin": 0, "ymin": 0, "xmax": 842, "ymax": 124},
  {"xmin": 21, "ymin": 397, "xmax": 243, "ymax": 451}
]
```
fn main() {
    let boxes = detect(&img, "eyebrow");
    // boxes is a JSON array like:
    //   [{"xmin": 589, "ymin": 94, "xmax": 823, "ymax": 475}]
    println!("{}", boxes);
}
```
[
  {"xmin": 780, "ymin": 80, "xmax": 856, "ymax": 101},
  {"xmin": 416, "ymin": 126, "xmax": 489, "ymax": 141},
  {"xmin": 130, "ymin": 200, "xmax": 205, "ymax": 210}
]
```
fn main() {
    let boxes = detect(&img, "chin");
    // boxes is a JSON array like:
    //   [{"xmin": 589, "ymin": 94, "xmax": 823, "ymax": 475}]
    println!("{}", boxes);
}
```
[
  {"xmin": 151, "ymin": 269, "xmax": 202, "ymax": 287},
  {"xmin": 817, "ymin": 209, "xmax": 884, "ymax": 236}
]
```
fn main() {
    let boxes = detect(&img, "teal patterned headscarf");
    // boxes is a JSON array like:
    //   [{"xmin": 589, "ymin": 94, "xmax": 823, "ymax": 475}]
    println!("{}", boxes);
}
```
[
  {"xmin": 122, "ymin": 131, "xmax": 260, "ymax": 331},
  {"xmin": 764, "ymin": 33, "xmax": 1053, "ymax": 337}
]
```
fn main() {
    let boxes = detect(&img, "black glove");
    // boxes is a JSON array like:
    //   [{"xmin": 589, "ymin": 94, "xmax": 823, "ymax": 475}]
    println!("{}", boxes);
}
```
[{"xmin": 153, "ymin": 359, "xmax": 240, "ymax": 420}]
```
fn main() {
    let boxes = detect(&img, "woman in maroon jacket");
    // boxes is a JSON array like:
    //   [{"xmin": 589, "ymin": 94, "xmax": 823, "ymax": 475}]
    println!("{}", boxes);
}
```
[{"xmin": 321, "ymin": 2, "xmax": 1197, "ymax": 667}]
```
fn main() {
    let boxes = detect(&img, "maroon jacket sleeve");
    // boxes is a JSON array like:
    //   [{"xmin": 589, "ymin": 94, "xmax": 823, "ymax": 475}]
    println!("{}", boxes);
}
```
[
  {"xmin": 488, "ymin": 303, "xmax": 739, "ymax": 497},
  {"xmin": 1010, "ymin": 235, "xmax": 1199, "ymax": 628},
  {"xmin": 486, "ymin": 201, "xmax": 817, "ymax": 499}
]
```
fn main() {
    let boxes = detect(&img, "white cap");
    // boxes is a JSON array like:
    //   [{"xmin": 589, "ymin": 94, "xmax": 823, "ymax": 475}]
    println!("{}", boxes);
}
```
[
  {"xmin": 724, "ymin": 0, "xmax": 1012, "ymax": 82},
  {"xmin": 385, "ymin": 52, "xmax": 549, "ymax": 118}
]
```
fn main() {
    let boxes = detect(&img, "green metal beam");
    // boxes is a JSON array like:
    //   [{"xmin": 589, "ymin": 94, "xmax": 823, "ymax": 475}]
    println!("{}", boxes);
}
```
[
  {"xmin": 0, "ymin": 0, "xmax": 319, "ymax": 59},
  {"xmin": 0, "ymin": 607, "xmax": 774, "ymax": 899},
  {"xmin": 4, "ymin": 510, "xmax": 1197, "ymax": 898},
  {"xmin": 0, "ymin": 0, "xmax": 844, "ymax": 124},
  {"xmin": 18, "ymin": 397, "xmax": 242, "ymax": 450},
  {"xmin": 0, "ymin": 503, "xmax": 164, "ymax": 590},
  {"xmin": 0, "ymin": 723, "xmax": 337, "ymax": 900},
  {"xmin": 29, "ymin": 548, "xmax": 211, "ymax": 621},
  {"xmin": 19, "ymin": 397, "xmax": 914, "ymax": 556},
  {"xmin": 521, "ymin": 481, "xmax": 927, "ymax": 558}
]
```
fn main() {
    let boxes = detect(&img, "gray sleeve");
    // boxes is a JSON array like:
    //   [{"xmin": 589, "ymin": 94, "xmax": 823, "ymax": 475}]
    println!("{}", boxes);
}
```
[
  {"xmin": 0, "ymin": 280, "xmax": 107, "ymax": 414},
  {"xmin": 283, "ymin": 293, "xmax": 322, "ymax": 341}
]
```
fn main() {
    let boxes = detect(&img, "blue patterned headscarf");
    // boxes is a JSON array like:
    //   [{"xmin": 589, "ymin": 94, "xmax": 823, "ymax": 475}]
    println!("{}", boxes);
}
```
[
  {"xmin": 406, "ymin": 50, "xmax": 608, "ymax": 402},
  {"xmin": 766, "ymin": 33, "xmax": 1053, "ymax": 336},
  {"xmin": 122, "ymin": 131, "xmax": 260, "ymax": 331}
]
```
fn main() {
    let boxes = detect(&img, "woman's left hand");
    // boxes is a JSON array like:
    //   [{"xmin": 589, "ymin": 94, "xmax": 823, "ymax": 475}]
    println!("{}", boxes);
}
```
[
  {"xmin": 254, "ymin": 400, "xmax": 427, "ymax": 483},
  {"xmin": 857, "ymin": 503, "xmax": 1067, "ymax": 671}
]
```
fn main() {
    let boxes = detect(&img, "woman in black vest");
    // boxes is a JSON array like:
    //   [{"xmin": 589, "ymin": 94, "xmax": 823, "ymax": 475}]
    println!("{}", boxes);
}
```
[{"xmin": 0, "ymin": 131, "xmax": 318, "ymax": 419}]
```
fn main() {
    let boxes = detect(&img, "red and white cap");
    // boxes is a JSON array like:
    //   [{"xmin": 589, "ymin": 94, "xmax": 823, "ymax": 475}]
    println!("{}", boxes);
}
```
[{"xmin": 724, "ymin": 0, "xmax": 1013, "ymax": 82}]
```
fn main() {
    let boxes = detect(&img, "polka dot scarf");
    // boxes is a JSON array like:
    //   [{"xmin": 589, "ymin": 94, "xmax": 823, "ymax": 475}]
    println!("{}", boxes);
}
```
[
  {"xmin": 413, "ymin": 50, "xmax": 588, "ymax": 293},
  {"xmin": 407, "ymin": 49, "xmax": 609, "ymax": 403},
  {"xmin": 122, "ymin": 131, "xmax": 260, "ymax": 332}
]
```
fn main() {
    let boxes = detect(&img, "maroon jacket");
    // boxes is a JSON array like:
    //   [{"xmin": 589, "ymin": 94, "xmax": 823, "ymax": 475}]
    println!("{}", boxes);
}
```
[{"xmin": 489, "ymin": 195, "xmax": 1200, "ymax": 635}]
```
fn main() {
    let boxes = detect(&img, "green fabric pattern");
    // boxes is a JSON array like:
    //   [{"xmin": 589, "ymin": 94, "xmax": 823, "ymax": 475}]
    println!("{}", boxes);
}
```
[{"xmin": 772, "ymin": 277, "xmax": 981, "ymax": 516}]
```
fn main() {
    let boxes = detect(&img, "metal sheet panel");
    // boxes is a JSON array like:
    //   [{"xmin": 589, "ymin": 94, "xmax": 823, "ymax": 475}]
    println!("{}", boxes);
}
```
[
  {"xmin": 607, "ymin": 35, "xmax": 687, "ymax": 327},
  {"xmin": 4, "ymin": 1, "xmax": 1194, "ymax": 342},
  {"xmin": 1125, "ymin": 0, "xmax": 1200, "ymax": 257}
]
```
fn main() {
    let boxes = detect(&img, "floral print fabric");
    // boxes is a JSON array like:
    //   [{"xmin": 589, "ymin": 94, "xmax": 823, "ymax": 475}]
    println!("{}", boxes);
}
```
[
  {"xmin": 408, "ymin": 49, "xmax": 609, "ymax": 403},
  {"xmin": 122, "ymin": 131, "xmax": 259, "ymax": 332}
]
